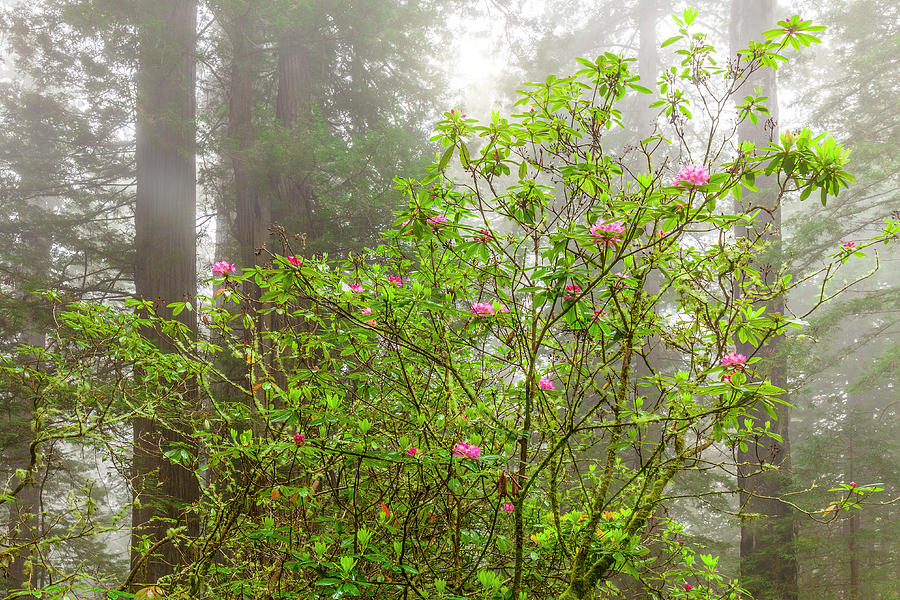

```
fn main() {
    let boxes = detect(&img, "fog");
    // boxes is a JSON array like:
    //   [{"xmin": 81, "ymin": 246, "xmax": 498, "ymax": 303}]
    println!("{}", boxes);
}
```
[{"xmin": 0, "ymin": 1, "xmax": 896, "ymax": 599}]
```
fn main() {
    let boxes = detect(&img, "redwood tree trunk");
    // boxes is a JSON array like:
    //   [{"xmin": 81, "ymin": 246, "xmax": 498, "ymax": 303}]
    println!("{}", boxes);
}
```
[
  {"xmin": 3, "ymin": 215, "xmax": 49, "ymax": 592},
  {"xmin": 275, "ymin": 29, "xmax": 316, "ymax": 237},
  {"xmin": 845, "ymin": 420, "xmax": 859, "ymax": 600},
  {"xmin": 131, "ymin": 0, "xmax": 199, "ymax": 585},
  {"xmin": 228, "ymin": 15, "xmax": 268, "ymax": 283},
  {"xmin": 731, "ymin": 2, "xmax": 798, "ymax": 599}
]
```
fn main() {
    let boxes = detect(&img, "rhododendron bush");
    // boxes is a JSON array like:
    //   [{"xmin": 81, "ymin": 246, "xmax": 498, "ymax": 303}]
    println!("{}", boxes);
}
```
[{"xmin": 4, "ymin": 11, "xmax": 896, "ymax": 600}]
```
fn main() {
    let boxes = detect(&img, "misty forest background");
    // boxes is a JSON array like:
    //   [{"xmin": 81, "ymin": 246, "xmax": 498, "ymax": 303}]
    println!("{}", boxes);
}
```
[{"xmin": 0, "ymin": 0, "xmax": 897, "ymax": 599}]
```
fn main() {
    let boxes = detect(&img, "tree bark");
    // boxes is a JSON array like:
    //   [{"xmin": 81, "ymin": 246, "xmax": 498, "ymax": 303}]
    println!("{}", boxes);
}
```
[
  {"xmin": 730, "ymin": 3, "xmax": 798, "ymax": 599},
  {"xmin": 274, "ymin": 29, "xmax": 316, "ymax": 238},
  {"xmin": 845, "ymin": 419, "xmax": 859, "ymax": 600},
  {"xmin": 131, "ymin": 0, "xmax": 199, "ymax": 585},
  {"xmin": 228, "ymin": 12, "xmax": 268, "ymax": 284}
]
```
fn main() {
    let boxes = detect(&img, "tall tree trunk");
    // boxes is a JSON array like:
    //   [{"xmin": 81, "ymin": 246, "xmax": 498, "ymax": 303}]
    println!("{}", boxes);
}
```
[
  {"xmin": 730, "ymin": 3, "xmax": 798, "ymax": 599},
  {"xmin": 228, "ymin": 12, "xmax": 268, "ymax": 284},
  {"xmin": 844, "ymin": 415, "xmax": 859, "ymax": 600},
  {"xmin": 223, "ymin": 3, "xmax": 276, "ymax": 449},
  {"xmin": 131, "ymin": 0, "xmax": 199, "ymax": 585},
  {"xmin": 275, "ymin": 29, "xmax": 316, "ymax": 238},
  {"xmin": 4, "ymin": 198, "xmax": 54, "ymax": 592}
]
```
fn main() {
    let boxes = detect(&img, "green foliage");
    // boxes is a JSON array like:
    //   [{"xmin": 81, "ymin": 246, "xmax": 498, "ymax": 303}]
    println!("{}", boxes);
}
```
[{"xmin": 3, "ymin": 10, "xmax": 894, "ymax": 600}]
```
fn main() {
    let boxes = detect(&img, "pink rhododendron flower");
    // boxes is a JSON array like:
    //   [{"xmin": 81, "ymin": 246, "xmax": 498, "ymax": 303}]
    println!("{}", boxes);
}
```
[
  {"xmin": 720, "ymin": 353, "xmax": 748, "ymax": 368},
  {"xmin": 849, "ymin": 481, "xmax": 857, "ymax": 488},
  {"xmin": 592, "ymin": 309, "xmax": 608, "ymax": 320},
  {"xmin": 360, "ymin": 307, "xmax": 373, "ymax": 315},
  {"xmin": 348, "ymin": 284, "xmax": 364, "ymax": 292},
  {"xmin": 364, "ymin": 319, "xmax": 378, "ymax": 326},
  {"xmin": 212, "ymin": 261, "xmax": 236, "ymax": 277},
  {"xmin": 590, "ymin": 220, "xmax": 626, "ymax": 245},
  {"xmin": 286, "ymin": 255, "xmax": 303, "ymax": 267},
  {"xmin": 673, "ymin": 164, "xmax": 711, "ymax": 187},
  {"xmin": 539, "ymin": 378, "xmax": 555, "ymax": 390},
  {"xmin": 293, "ymin": 433, "xmax": 305, "ymax": 445},
  {"xmin": 399, "ymin": 215, "xmax": 419, "ymax": 234},
  {"xmin": 452, "ymin": 442, "xmax": 481, "ymax": 459},
  {"xmin": 388, "ymin": 276, "xmax": 403, "ymax": 288},
  {"xmin": 407, "ymin": 447, "xmax": 419, "ymax": 457},
  {"xmin": 473, "ymin": 229, "xmax": 493, "ymax": 243},
  {"xmin": 564, "ymin": 284, "xmax": 582, "ymax": 301},
  {"xmin": 427, "ymin": 215, "xmax": 448, "ymax": 228},
  {"xmin": 499, "ymin": 305, "xmax": 509, "ymax": 313},
  {"xmin": 722, "ymin": 371, "xmax": 736, "ymax": 383},
  {"xmin": 684, "ymin": 584, "xmax": 693, "ymax": 591},
  {"xmin": 842, "ymin": 241, "xmax": 856, "ymax": 249},
  {"xmin": 470, "ymin": 302, "xmax": 496, "ymax": 317},
  {"xmin": 502, "ymin": 503, "xmax": 515, "ymax": 512}
]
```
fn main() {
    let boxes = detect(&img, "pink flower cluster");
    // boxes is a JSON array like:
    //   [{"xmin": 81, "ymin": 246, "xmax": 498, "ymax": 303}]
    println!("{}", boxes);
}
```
[
  {"xmin": 539, "ymin": 378, "xmax": 555, "ymax": 390},
  {"xmin": 388, "ymin": 276, "xmax": 403, "ymax": 288},
  {"xmin": 592, "ymin": 309, "xmax": 608, "ymax": 320},
  {"xmin": 427, "ymin": 215, "xmax": 448, "ymax": 228},
  {"xmin": 407, "ymin": 447, "xmax": 420, "ymax": 457},
  {"xmin": 470, "ymin": 302, "xmax": 508, "ymax": 317},
  {"xmin": 287, "ymin": 255, "xmax": 303, "ymax": 267},
  {"xmin": 564, "ymin": 284, "xmax": 582, "ymax": 301},
  {"xmin": 293, "ymin": 433, "xmax": 305, "ymax": 445},
  {"xmin": 842, "ymin": 241, "xmax": 856, "ymax": 249},
  {"xmin": 360, "ymin": 307, "xmax": 372, "ymax": 315},
  {"xmin": 502, "ymin": 503, "xmax": 515, "ymax": 512},
  {"xmin": 452, "ymin": 442, "xmax": 481, "ymax": 459},
  {"xmin": 212, "ymin": 261, "xmax": 236, "ymax": 277},
  {"xmin": 473, "ymin": 229, "xmax": 493, "ymax": 243},
  {"xmin": 348, "ymin": 284, "xmax": 364, "ymax": 293},
  {"xmin": 720, "ymin": 353, "xmax": 747, "ymax": 368},
  {"xmin": 590, "ymin": 220, "xmax": 625, "ymax": 246},
  {"xmin": 674, "ymin": 165, "xmax": 711, "ymax": 187}
]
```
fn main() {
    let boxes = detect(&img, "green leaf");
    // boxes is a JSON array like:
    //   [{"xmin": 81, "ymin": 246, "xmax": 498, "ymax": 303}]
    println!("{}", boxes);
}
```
[
  {"xmin": 661, "ymin": 35, "xmax": 683, "ymax": 48},
  {"xmin": 438, "ymin": 146, "xmax": 453, "ymax": 170},
  {"xmin": 460, "ymin": 142, "xmax": 470, "ymax": 168}
]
